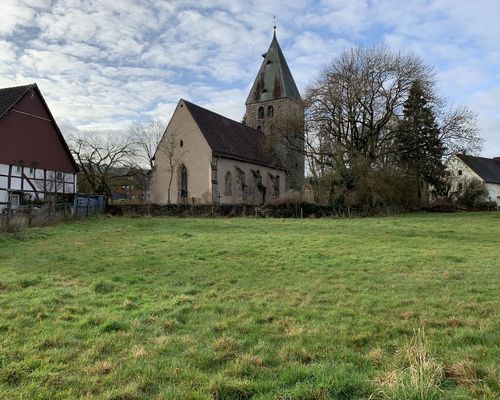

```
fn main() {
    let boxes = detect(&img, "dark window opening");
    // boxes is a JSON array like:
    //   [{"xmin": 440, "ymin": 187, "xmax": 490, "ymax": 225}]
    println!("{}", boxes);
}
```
[
  {"xmin": 257, "ymin": 125, "xmax": 262, "ymax": 132},
  {"xmin": 258, "ymin": 107, "xmax": 264, "ymax": 119},
  {"xmin": 224, "ymin": 171, "xmax": 232, "ymax": 195},
  {"xmin": 180, "ymin": 139, "xmax": 184, "ymax": 147},
  {"xmin": 267, "ymin": 105, "xmax": 274, "ymax": 117},
  {"xmin": 180, "ymin": 165, "xmax": 188, "ymax": 202},
  {"xmin": 236, "ymin": 167, "xmax": 247, "ymax": 201},
  {"xmin": 458, "ymin": 170, "xmax": 462, "ymax": 175}
]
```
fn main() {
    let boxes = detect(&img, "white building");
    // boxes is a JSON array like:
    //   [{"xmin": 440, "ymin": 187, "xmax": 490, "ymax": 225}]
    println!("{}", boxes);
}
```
[{"xmin": 447, "ymin": 154, "xmax": 500, "ymax": 205}]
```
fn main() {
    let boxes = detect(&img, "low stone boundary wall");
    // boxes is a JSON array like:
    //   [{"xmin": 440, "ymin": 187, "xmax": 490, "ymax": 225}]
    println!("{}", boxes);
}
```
[{"xmin": 106, "ymin": 203, "xmax": 367, "ymax": 218}]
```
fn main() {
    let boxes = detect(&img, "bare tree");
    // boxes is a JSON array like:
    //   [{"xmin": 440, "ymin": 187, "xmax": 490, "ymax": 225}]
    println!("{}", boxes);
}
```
[
  {"xmin": 128, "ymin": 119, "xmax": 166, "ymax": 203},
  {"xmin": 68, "ymin": 132, "xmax": 136, "ymax": 200},
  {"xmin": 306, "ymin": 46, "xmax": 435, "ymax": 170},
  {"xmin": 156, "ymin": 127, "xmax": 187, "ymax": 204},
  {"xmin": 128, "ymin": 119, "xmax": 165, "ymax": 169},
  {"xmin": 438, "ymin": 105, "xmax": 482, "ymax": 158},
  {"xmin": 282, "ymin": 45, "xmax": 483, "ymax": 206}
]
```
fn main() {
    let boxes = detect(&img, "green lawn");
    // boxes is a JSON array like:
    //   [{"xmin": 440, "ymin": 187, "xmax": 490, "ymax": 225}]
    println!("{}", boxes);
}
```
[{"xmin": 0, "ymin": 213, "xmax": 499, "ymax": 399}]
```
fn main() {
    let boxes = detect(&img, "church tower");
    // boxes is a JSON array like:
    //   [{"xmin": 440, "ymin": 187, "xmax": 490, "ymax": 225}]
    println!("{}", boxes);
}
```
[{"xmin": 244, "ymin": 30, "xmax": 304, "ymax": 191}]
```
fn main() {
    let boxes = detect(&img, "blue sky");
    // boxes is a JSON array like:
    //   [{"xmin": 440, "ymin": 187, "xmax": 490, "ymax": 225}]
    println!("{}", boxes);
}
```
[{"xmin": 1, "ymin": 0, "xmax": 499, "ymax": 157}]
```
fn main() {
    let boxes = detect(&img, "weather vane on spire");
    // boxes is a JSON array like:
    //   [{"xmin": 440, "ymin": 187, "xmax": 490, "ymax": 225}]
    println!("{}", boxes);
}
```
[{"xmin": 273, "ymin": 16, "xmax": 277, "ymax": 32}]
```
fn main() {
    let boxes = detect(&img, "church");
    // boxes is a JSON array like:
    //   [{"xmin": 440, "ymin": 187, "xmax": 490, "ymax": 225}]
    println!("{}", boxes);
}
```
[{"xmin": 149, "ymin": 31, "xmax": 304, "ymax": 205}]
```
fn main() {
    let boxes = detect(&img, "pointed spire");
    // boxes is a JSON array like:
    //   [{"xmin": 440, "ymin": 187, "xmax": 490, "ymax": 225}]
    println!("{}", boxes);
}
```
[{"xmin": 245, "ymin": 30, "xmax": 302, "ymax": 105}]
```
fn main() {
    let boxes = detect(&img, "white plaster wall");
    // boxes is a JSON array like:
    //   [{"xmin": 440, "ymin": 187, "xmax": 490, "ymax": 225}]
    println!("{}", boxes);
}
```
[
  {"xmin": 446, "ymin": 156, "xmax": 483, "ymax": 184},
  {"xmin": 11, "ymin": 178, "xmax": 21, "ymax": 190},
  {"xmin": 446, "ymin": 156, "xmax": 483, "ymax": 190},
  {"xmin": 0, "ymin": 162, "xmax": 77, "ymax": 208},
  {"xmin": 446, "ymin": 156, "xmax": 500, "ymax": 205},
  {"xmin": 0, "ymin": 189, "xmax": 7, "ymax": 204},
  {"xmin": 150, "ymin": 101, "xmax": 213, "ymax": 204}
]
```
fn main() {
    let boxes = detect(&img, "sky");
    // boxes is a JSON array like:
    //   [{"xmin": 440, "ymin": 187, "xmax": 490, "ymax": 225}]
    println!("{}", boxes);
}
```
[{"xmin": 1, "ymin": 0, "xmax": 499, "ymax": 157}]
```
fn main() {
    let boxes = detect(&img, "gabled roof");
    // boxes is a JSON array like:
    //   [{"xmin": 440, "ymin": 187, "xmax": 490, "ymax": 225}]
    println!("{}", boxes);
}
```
[
  {"xmin": 0, "ymin": 84, "xmax": 35, "ymax": 119},
  {"xmin": 0, "ymin": 83, "xmax": 79, "ymax": 172},
  {"xmin": 182, "ymin": 100, "xmax": 283, "ymax": 170},
  {"xmin": 456, "ymin": 154, "xmax": 500, "ymax": 184},
  {"xmin": 246, "ymin": 31, "xmax": 302, "ymax": 105}
]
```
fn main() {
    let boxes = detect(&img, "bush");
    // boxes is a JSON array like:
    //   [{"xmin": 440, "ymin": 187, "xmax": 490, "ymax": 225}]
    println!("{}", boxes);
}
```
[{"xmin": 454, "ymin": 178, "xmax": 488, "ymax": 208}]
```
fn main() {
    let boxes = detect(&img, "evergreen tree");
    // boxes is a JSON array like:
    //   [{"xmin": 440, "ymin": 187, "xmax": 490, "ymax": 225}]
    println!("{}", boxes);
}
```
[{"xmin": 396, "ymin": 80, "xmax": 445, "ymax": 194}]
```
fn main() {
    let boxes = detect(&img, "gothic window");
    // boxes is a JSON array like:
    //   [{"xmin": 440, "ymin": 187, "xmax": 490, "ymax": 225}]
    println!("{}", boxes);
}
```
[
  {"xmin": 236, "ymin": 167, "xmax": 247, "ymax": 201},
  {"xmin": 258, "ymin": 107, "xmax": 264, "ymax": 119},
  {"xmin": 252, "ymin": 169, "xmax": 266, "ymax": 204},
  {"xmin": 252, "ymin": 169, "xmax": 262, "ymax": 185},
  {"xmin": 224, "ymin": 171, "xmax": 232, "ymax": 195},
  {"xmin": 180, "ymin": 165, "xmax": 188, "ymax": 201},
  {"xmin": 267, "ymin": 105, "xmax": 274, "ymax": 117},
  {"xmin": 237, "ymin": 168, "xmax": 245, "ymax": 185}
]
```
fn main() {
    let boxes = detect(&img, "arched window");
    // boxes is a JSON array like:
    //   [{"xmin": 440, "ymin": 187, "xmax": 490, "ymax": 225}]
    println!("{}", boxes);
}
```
[
  {"xmin": 236, "ymin": 167, "xmax": 247, "ymax": 201},
  {"xmin": 179, "ymin": 165, "xmax": 188, "ymax": 202},
  {"xmin": 258, "ymin": 107, "xmax": 264, "ymax": 119},
  {"xmin": 257, "ymin": 125, "xmax": 262, "ymax": 132},
  {"xmin": 267, "ymin": 105, "xmax": 274, "ymax": 117},
  {"xmin": 224, "ymin": 171, "xmax": 232, "ymax": 195}
]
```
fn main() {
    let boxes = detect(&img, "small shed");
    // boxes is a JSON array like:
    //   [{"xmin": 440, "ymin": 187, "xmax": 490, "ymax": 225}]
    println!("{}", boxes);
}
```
[{"xmin": 74, "ymin": 194, "xmax": 107, "ymax": 216}]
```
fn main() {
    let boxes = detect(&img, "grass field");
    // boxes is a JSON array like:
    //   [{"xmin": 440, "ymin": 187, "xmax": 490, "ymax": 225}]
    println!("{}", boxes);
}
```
[{"xmin": 0, "ymin": 213, "xmax": 499, "ymax": 399}]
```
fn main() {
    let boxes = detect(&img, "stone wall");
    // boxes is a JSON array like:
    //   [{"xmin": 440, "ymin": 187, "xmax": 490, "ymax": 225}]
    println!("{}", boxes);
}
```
[
  {"xmin": 214, "ymin": 157, "xmax": 286, "ymax": 205},
  {"xmin": 245, "ymin": 98, "xmax": 305, "ymax": 191}
]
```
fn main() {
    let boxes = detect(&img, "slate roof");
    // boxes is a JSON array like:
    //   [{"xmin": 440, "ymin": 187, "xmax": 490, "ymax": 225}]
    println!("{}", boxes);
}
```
[
  {"xmin": 246, "ymin": 32, "xmax": 302, "ymax": 105},
  {"xmin": 456, "ymin": 154, "xmax": 500, "ymax": 184},
  {"xmin": 0, "ymin": 84, "xmax": 35, "ymax": 119},
  {"xmin": 183, "ymin": 100, "xmax": 283, "ymax": 170}
]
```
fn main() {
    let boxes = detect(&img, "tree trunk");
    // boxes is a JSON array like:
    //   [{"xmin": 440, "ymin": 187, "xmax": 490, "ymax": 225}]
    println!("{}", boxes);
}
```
[{"xmin": 167, "ymin": 171, "xmax": 173, "ymax": 204}]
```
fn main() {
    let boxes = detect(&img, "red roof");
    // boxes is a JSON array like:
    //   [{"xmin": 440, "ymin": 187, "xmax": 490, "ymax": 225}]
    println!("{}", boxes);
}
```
[{"xmin": 0, "ymin": 83, "xmax": 78, "ymax": 173}]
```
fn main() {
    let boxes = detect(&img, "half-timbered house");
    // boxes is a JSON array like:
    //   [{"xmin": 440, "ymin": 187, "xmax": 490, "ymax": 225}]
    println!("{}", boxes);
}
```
[{"xmin": 0, "ymin": 84, "xmax": 78, "ymax": 209}]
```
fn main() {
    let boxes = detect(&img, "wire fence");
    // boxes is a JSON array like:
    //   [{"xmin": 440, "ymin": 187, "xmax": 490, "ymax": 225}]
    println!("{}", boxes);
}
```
[{"xmin": 1, "ymin": 196, "xmax": 106, "ymax": 232}]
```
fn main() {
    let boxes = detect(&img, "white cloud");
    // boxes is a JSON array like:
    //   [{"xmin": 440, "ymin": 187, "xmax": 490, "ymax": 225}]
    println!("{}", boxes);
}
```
[{"xmin": 0, "ymin": 0, "xmax": 498, "ymax": 156}]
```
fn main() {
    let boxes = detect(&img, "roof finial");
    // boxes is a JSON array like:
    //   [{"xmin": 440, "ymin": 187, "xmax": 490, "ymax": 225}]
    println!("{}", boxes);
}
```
[{"xmin": 273, "ymin": 16, "xmax": 277, "ymax": 34}]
